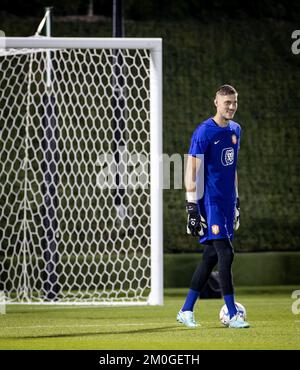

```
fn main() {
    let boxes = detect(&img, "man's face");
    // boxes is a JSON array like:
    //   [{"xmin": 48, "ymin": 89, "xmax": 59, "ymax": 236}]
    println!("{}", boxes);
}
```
[{"xmin": 214, "ymin": 93, "xmax": 238, "ymax": 120}]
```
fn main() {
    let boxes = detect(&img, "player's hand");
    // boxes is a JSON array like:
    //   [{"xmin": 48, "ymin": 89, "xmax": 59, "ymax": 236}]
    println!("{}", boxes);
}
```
[
  {"xmin": 234, "ymin": 197, "xmax": 240, "ymax": 231},
  {"xmin": 186, "ymin": 202, "xmax": 207, "ymax": 237}
]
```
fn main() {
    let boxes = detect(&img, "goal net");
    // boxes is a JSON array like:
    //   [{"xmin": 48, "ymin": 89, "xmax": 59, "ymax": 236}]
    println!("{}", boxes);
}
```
[{"xmin": 0, "ymin": 37, "xmax": 163, "ymax": 305}]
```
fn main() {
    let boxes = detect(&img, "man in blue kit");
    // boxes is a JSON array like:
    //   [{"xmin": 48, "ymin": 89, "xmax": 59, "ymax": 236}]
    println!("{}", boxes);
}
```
[{"xmin": 177, "ymin": 84, "xmax": 249, "ymax": 329}]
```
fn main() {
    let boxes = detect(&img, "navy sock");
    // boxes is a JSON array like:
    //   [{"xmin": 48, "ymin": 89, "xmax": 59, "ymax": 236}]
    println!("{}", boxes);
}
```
[
  {"xmin": 182, "ymin": 289, "xmax": 200, "ymax": 312},
  {"xmin": 223, "ymin": 294, "xmax": 237, "ymax": 318}
]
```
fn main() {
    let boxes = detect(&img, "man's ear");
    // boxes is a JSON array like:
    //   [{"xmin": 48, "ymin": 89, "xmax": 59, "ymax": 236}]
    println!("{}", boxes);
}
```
[{"xmin": 214, "ymin": 98, "xmax": 218, "ymax": 108}]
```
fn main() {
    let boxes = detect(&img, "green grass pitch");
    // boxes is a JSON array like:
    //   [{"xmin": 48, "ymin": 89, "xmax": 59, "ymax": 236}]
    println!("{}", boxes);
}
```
[{"xmin": 0, "ymin": 286, "xmax": 299, "ymax": 350}]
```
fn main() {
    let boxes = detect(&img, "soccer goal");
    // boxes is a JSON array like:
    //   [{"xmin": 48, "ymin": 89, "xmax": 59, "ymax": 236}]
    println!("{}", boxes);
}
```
[{"xmin": 0, "ymin": 37, "xmax": 163, "ymax": 305}]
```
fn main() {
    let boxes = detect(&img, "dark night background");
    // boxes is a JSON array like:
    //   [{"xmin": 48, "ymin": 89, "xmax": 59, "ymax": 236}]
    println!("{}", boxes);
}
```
[{"xmin": 1, "ymin": 0, "xmax": 300, "ymax": 252}]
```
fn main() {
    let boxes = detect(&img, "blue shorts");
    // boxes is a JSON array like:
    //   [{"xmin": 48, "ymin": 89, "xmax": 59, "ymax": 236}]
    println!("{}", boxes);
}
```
[{"xmin": 198, "ymin": 201, "xmax": 235, "ymax": 244}]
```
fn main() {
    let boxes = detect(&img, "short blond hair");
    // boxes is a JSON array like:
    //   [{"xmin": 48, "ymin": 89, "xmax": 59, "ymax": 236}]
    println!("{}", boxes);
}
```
[{"xmin": 216, "ymin": 84, "xmax": 238, "ymax": 96}]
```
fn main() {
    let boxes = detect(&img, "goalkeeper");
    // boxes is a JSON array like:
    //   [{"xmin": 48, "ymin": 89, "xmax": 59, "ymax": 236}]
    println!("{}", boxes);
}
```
[{"xmin": 177, "ymin": 84, "xmax": 249, "ymax": 329}]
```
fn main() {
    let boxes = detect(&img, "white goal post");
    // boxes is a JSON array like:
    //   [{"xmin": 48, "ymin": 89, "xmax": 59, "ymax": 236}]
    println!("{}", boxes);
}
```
[{"xmin": 0, "ymin": 37, "xmax": 163, "ymax": 305}]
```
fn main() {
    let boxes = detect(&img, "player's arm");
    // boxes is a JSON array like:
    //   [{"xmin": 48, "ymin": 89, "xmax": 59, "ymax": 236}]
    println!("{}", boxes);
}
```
[
  {"xmin": 185, "ymin": 155, "xmax": 199, "ymax": 197},
  {"xmin": 234, "ymin": 171, "xmax": 240, "ymax": 230},
  {"xmin": 185, "ymin": 155, "xmax": 207, "ymax": 236}
]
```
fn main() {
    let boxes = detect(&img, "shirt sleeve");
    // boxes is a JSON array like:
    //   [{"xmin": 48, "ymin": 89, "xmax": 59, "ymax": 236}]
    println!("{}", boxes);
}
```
[
  {"xmin": 188, "ymin": 128, "xmax": 209, "ymax": 156},
  {"xmin": 237, "ymin": 126, "xmax": 241, "ymax": 151}
]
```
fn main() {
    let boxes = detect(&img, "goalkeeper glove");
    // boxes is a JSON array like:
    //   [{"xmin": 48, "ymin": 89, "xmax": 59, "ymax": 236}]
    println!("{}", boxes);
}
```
[
  {"xmin": 186, "ymin": 202, "xmax": 207, "ymax": 237},
  {"xmin": 234, "ymin": 197, "xmax": 240, "ymax": 231}
]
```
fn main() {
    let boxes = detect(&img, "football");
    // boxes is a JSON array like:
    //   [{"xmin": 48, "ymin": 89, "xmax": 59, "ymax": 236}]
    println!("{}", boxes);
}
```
[{"xmin": 219, "ymin": 302, "xmax": 247, "ymax": 326}]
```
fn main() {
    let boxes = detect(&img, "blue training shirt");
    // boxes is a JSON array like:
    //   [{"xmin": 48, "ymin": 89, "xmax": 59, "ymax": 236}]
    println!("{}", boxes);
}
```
[{"xmin": 188, "ymin": 117, "xmax": 241, "ymax": 203}]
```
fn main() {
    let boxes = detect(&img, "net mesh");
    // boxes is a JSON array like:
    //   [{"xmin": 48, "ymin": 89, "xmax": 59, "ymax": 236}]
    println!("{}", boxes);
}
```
[{"xmin": 0, "ymin": 47, "xmax": 152, "ymax": 303}]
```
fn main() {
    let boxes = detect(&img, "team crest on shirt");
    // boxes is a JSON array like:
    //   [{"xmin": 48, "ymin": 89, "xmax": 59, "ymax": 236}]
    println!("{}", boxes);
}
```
[
  {"xmin": 232, "ymin": 134, "xmax": 237, "ymax": 145},
  {"xmin": 221, "ymin": 147, "xmax": 234, "ymax": 166},
  {"xmin": 212, "ymin": 224, "xmax": 220, "ymax": 235}
]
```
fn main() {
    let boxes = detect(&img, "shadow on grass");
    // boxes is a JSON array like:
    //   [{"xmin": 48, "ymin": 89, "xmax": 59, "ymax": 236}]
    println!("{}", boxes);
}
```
[{"xmin": 4, "ymin": 325, "xmax": 182, "ymax": 340}]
